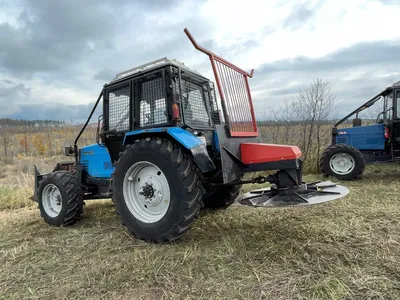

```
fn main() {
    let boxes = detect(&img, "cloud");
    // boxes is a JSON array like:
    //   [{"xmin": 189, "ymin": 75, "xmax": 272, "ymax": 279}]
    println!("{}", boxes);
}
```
[
  {"xmin": 283, "ymin": 1, "xmax": 323, "ymax": 30},
  {"xmin": 0, "ymin": 80, "xmax": 30, "ymax": 116},
  {"xmin": 7, "ymin": 102, "xmax": 101, "ymax": 124},
  {"xmin": 0, "ymin": 0, "xmax": 400, "ymax": 122},
  {"xmin": 256, "ymin": 39, "xmax": 400, "ymax": 74},
  {"xmin": 93, "ymin": 68, "xmax": 116, "ymax": 81},
  {"xmin": 249, "ymin": 40, "xmax": 400, "ymax": 119},
  {"xmin": 0, "ymin": 0, "xmax": 122, "ymax": 77}
]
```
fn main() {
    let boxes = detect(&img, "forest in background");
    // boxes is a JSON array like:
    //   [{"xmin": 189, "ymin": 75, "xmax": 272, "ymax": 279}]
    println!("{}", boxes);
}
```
[{"xmin": 0, "ymin": 78, "xmax": 377, "ymax": 173}]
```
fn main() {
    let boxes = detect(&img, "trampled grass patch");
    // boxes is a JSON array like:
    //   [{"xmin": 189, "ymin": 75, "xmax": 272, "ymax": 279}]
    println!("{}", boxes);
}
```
[{"xmin": 1, "ymin": 164, "xmax": 400, "ymax": 299}]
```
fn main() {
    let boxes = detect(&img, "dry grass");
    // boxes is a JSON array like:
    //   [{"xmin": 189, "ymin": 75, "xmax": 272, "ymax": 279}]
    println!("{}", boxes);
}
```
[{"xmin": 1, "ymin": 159, "xmax": 400, "ymax": 299}]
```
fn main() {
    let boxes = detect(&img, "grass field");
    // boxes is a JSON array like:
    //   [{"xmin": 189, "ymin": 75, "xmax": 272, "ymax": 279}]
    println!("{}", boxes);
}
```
[{"xmin": 1, "ymin": 157, "xmax": 400, "ymax": 299}]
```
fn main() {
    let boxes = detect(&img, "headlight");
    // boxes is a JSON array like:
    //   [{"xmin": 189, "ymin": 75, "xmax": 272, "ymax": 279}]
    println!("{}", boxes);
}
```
[{"xmin": 64, "ymin": 145, "xmax": 75, "ymax": 156}]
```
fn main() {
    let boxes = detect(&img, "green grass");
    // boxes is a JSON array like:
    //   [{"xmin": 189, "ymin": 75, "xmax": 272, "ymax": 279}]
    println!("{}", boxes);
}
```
[
  {"xmin": 1, "ymin": 164, "xmax": 400, "ymax": 299},
  {"xmin": 0, "ymin": 185, "xmax": 34, "ymax": 210}
]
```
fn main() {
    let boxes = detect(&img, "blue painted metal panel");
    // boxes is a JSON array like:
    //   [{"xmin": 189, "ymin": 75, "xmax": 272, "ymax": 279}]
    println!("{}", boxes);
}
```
[
  {"xmin": 213, "ymin": 131, "xmax": 220, "ymax": 152},
  {"xmin": 123, "ymin": 127, "xmax": 204, "ymax": 149},
  {"xmin": 79, "ymin": 144, "xmax": 114, "ymax": 178},
  {"xmin": 337, "ymin": 123, "xmax": 385, "ymax": 150}
]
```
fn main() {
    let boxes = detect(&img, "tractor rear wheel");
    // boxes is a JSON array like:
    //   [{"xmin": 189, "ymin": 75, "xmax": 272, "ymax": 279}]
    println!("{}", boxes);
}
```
[
  {"xmin": 202, "ymin": 185, "xmax": 241, "ymax": 209},
  {"xmin": 202, "ymin": 172, "xmax": 241, "ymax": 209},
  {"xmin": 112, "ymin": 137, "xmax": 204, "ymax": 243},
  {"xmin": 37, "ymin": 171, "xmax": 84, "ymax": 226},
  {"xmin": 320, "ymin": 144, "xmax": 365, "ymax": 180}
]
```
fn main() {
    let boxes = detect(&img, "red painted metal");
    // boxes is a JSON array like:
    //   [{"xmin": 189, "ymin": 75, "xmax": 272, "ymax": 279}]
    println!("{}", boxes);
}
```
[
  {"xmin": 240, "ymin": 143, "xmax": 302, "ymax": 164},
  {"xmin": 384, "ymin": 126, "xmax": 390, "ymax": 139},
  {"xmin": 230, "ymin": 131, "xmax": 259, "ymax": 137},
  {"xmin": 172, "ymin": 103, "xmax": 180, "ymax": 121},
  {"xmin": 184, "ymin": 28, "xmax": 258, "ymax": 137}
]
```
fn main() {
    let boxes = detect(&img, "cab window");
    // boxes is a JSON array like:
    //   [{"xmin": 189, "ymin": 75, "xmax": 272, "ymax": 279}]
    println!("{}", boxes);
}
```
[
  {"xmin": 396, "ymin": 91, "xmax": 400, "ymax": 119},
  {"xmin": 386, "ymin": 94, "xmax": 393, "ymax": 121}
]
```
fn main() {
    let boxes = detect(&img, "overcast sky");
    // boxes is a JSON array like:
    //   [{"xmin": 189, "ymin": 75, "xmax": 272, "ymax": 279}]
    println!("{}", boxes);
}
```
[{"xmin": 0, "ymin": 0, "xmax": 399, "ymax": 122}]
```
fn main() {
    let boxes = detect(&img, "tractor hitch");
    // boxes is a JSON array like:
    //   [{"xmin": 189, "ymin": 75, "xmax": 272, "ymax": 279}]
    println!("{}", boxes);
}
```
[{"xmin": 209, "ymin": 176, "xmax": 270, "ymax": 187}]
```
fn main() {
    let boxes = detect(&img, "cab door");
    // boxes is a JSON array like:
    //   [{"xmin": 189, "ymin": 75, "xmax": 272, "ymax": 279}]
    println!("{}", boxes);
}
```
[{"xmin": 393, "ymin": 90, "xmax": 400, "ymax": 141}]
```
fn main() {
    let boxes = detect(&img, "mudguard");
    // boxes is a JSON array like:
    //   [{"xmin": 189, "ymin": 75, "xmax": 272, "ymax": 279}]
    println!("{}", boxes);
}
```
[
  {"xmin": 123, "ymin": 127, "xmax": 215, "ymax": 173},
  {"xmin": 215, "ymin": 125, "xmax": 261, "ymax": 183}
]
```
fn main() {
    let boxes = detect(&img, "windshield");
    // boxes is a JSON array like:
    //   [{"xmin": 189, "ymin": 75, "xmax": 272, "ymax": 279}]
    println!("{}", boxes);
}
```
[{"xmin": 396, "ymin": 91, "xmax": 400, "ymax": 119}]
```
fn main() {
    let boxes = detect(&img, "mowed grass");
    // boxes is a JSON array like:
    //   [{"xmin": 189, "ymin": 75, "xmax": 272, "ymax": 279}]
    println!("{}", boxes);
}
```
[{"xmin": 1, "ymin": 164, "xmax": 400, "ymax": 299}]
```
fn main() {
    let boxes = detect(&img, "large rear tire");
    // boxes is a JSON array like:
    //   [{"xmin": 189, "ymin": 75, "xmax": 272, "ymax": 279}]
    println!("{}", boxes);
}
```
[
  {"xmin": 112, "ymin": 137, "xmax": 204, "ymax": 243},
  {"xmin": 37, "ymin": 171, "xmax": 84, "ymax": 226},
  {"xmin": 202, "ymin": 185, "xmax": 241, "ymax": 209},
  {"xmin": 320, "ymin": 144, "xmax": 365, "ymax": 180},
  {"xmin": 203, "ymin": 172, "xmax": 241, "ymax": 209}
]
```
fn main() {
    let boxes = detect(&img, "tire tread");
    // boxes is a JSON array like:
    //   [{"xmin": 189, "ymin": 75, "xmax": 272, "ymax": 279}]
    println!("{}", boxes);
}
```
[
  {"xmin": 112, "ymin": 137, "xmax": 203, "ymax": 243},
  {"xmin": 38, "ymin": 171, "xmax": 84, "ymax": 226},
  {"xmin": 320, "ymin": 143, "xmax": 365, "ymax": 180}
]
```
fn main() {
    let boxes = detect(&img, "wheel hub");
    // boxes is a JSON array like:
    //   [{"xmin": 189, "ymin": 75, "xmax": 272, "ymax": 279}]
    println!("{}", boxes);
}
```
[
  {"xmin": 123, "ymin": 161, "xmax": 171, "ymax": 223},
  {"xmin": 329, "ymin": 153, "xmax": 355, "ymax": 175},
  {"xmin": 140, "ymin": 183, "xmax": 155, "ymax": 199},
  {"xmin": 42, "ymin": 184, "xmax": 62, "ymax": 218}
]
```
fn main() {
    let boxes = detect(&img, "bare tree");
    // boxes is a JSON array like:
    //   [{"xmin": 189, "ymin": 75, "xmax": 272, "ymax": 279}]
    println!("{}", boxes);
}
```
[
  {"xmin": 0, "ymin": 127, "xmax": 11, "ymax": 156},
  {"xmin": 293, "ymin": 78, "xmax": 336, "ymax": 170}
]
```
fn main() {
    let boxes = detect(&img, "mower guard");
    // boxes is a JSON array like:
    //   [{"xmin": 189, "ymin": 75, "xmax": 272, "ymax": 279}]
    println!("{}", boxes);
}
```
[
  {"xmin": 235, "ymin": 181, "xmax": 349, "ymax": 208},
  {"xmin": 216, "ymin": 125, "xmax": 303, "ymax": 183}
]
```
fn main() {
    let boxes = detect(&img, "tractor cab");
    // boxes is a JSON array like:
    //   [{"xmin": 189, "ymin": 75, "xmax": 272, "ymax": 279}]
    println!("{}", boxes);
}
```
[
  {"xmin": 321, "ymin": 81, "xmax": 400, "ymax": 180},
  {"xmin": 385, "ymin": 87, "xmax": 400, "ymax": 151}
]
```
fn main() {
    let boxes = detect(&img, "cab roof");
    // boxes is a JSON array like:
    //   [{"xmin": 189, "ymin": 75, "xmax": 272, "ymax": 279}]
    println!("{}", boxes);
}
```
[{"xmin": 106, "ymin": 57, "xmax": 208, "ymax": 86}]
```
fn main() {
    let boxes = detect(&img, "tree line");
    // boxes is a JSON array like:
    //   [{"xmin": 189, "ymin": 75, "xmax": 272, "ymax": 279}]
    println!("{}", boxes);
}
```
[
  {"xmin": 0, "ymin": 118, "xmax": 65, "ymax": 128},
  {"xmin": 0, "ymin": 78, "xmax": 362, "ymax": 174}
]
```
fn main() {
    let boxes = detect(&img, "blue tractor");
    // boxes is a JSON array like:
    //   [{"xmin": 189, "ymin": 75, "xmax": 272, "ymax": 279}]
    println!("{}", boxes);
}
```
[
  {"xmin": 32, "ymin": 29, "xmax": 348, "ymax": 243},
  {"xmin": 320, "ymin": 81, "xmax": 400, "ymax": 180}
]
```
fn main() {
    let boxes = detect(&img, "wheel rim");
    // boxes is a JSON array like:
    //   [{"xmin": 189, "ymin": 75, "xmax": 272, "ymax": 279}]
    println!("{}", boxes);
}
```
[
  {"xmin": 123, "ymin": 161, "xmax": 170, "ymax": 223},
  {"xmin": 329, "ymin": 153, "xmax": 355, "ymax": 175},
  {"xmin": 42, "ymin": 184, "xmax": 62, "ymax": 218}
]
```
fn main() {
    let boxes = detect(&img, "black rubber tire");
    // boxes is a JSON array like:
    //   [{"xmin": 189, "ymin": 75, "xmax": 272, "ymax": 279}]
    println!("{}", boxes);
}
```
[
  {"xmin": 202, "ymin": 172, "xmax": 241, "ymax": 209},
  {"xmin": 37, "ymin": 171, "xmax": 84, "ymax": 226},
  {"xmin": 320, "ymin": 144, "xmax": 365, "ymax": 180},
  {"xmin": 112, "ymin": 137, "xmax": 204, "ymax": 243}
]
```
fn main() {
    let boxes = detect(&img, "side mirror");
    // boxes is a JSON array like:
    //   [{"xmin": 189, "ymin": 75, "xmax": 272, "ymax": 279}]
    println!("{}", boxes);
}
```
[{"xmin": 352, "ymin": 118, "xmax": 362, "ymax": 127}]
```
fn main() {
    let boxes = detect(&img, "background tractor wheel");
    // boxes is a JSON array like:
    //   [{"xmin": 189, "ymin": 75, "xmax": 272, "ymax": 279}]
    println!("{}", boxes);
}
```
[
  {"xmin": 203, "ymin": 172, "xmax": 241, "ymax": 209},
  {"xmin": 320, "ymin": 144, "xmax": 365, "ymax": 180},
  {"xmin": 37, "ymin": 171, "xmax": 84, "ymax": 226},
  {"xmin": 112, "ymin": 137, "xmax": 204, "ymax": 243}
]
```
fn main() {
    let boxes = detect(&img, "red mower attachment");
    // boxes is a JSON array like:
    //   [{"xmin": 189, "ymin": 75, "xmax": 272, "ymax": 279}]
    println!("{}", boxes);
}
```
[
  {"xmin": 185, "ymin": 28, "xmax": 350, "ymax": 208},
  {"xmin": 240, "ymin": 143, "xmax": 302, "ymax": 164}
]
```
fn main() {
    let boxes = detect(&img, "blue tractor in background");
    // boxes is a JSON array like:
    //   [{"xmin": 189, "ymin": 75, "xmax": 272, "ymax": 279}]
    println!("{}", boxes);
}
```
[
  {"xmin": 320, "ymin": 81, "xmax": 400, "ymax": 180},
  {"xmin": 32, "ymin": 29, "xmax": 349, "ymax": 243}
]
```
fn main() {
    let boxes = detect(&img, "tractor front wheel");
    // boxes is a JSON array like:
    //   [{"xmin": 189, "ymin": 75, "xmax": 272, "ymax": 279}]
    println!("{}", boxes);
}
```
[
  {"xmin": 320, "ymin": 144, "xmax": 365, "ymax": 180},
  {"xmin": 37, "ymin": 171, "xmax": 84, "ymax": 226},
  {"xmin": 112, "ymin": 137, "xmax": 204, "ymax": 243}
]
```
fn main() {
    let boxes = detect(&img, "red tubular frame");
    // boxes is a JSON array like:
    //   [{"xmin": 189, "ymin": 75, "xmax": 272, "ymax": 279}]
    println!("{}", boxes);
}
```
[{"xmin": 184, "ymin": 28, "xmax": 258, "ymax": 137}]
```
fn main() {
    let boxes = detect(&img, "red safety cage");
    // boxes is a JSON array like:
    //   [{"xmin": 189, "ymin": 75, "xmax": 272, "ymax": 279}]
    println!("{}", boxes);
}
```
[{"xmin": 184, "ymin": 28, "xmax": 258, "ymax": 137}]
